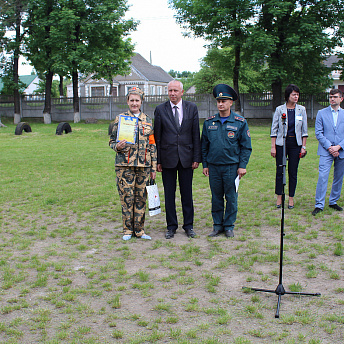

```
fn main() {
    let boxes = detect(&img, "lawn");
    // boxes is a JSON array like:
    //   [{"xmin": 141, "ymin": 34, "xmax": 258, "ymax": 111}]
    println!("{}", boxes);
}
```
[{"xmin": 0, "ymin": 119, "xmax": 343, "ymax": 344}]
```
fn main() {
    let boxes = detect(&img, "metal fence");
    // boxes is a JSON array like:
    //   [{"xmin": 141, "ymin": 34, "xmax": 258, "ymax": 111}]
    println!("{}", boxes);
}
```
[{"xmin": 0, "ymin": 92, "xmax": 336, "ymax": 121}]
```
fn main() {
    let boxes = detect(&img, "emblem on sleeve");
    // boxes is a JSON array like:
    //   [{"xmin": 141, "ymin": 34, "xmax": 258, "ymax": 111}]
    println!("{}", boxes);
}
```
[
  {"xmin": 247, "ymin": 130, "xmax": 251, "ymax": 138},
  {"xmin": 235, "ymin": 116, "xmax": 245, "ymax": 122}
]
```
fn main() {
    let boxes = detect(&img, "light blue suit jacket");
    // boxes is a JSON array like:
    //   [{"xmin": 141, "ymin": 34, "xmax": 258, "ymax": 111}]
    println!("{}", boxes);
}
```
[{"xmin": 315, "ymin": 106, "xmax": 344, "ymax": 158}]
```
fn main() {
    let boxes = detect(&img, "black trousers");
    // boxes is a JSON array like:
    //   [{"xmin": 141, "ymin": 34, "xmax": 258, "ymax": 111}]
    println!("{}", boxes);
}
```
[
  {"xmin": 275, "ymin": 137, "xmax": 301, "ymax": 197},
  {"xmin": 161, "ymin": 160, "xmax": 194, "ymax": 231}
]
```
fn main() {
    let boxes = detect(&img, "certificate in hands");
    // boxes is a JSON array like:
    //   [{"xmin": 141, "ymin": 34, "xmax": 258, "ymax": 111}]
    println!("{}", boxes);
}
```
[{"xmin": 116, "ymin": 115, "xmax": 138, "ymax": 144}]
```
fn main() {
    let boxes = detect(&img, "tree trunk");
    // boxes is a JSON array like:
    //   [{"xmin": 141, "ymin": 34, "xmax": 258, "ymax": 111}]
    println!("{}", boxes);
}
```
[
  {"xmin": 72, "ymin": 70, "xmax": 80, "ymax": 123},
  {"xmin": 233, "ymin": 41, "xmax": 241, "ymax": 113},
  {"xmin": 59, "ymin": 75, "xmax": 64, "ymax": 97},
  {"xmin": 13, "ymin": 3, "xmax": 22, "ymax": 124},
  {"xmin": 109, "ymin": 80, "xmax": 114, "ymax": 96},
  {"xmin": 43, "ymin": 70, "xmax": 53, "ymax": 124},
  {"xmin": 272, "ymin": 78, "xmax": 282, "ymax": 111}
]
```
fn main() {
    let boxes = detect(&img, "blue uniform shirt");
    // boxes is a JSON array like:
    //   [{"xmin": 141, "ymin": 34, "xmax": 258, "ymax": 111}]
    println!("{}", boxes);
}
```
[{"xmin": 201, "ymin": 111, "xmax": 252, "ymax": 168}]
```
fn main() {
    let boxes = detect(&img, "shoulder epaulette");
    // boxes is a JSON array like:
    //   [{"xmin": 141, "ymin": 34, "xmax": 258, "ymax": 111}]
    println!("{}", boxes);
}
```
[
  {"xmin": 207, "ymin": 115, "xmax": 216, "ymax": 120},
  {"xmin": 234, "ymin": 115, "xmax": 245, "ymax": 122}
]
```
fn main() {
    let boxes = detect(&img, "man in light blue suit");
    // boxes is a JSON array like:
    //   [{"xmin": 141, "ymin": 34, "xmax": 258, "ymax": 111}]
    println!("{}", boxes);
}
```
[{"xmin": 312, "ymin": 89, "xmax": 344, "ymax": 216}]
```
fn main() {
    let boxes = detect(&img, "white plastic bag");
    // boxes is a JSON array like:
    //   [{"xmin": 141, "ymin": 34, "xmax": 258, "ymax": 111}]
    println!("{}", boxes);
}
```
[{"xmin": 146, "ymin": 179, "xmax": 161, "ymax": 216}]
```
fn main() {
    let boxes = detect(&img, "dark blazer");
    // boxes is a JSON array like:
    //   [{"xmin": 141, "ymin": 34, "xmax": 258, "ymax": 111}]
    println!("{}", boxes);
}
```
[{"xmin": 154, "ymin": 100, "xmax": 201, "ymax": 168}]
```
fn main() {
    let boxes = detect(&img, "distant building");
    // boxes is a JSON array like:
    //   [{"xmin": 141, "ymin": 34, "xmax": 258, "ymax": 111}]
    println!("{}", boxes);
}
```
[
  {"xmin": 0, "ymin": 74, "xmax": 40, "ymax": 95},
  {"xmin": 67, "ymin": 53, "xmax": 174, "ymax": 98},
  {"xmin": 325, "ymin": 55, "xmax": 344, "ymax": 92},
  {"xmin": 185, "ymin": 85, "xmax": 196, "ymax": 94}
]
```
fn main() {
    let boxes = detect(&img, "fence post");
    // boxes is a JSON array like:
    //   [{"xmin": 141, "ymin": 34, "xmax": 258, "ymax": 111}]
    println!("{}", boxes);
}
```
[
  {"xmin": 109, "ymin": 96, "xmax": 112, "ymax": 121},
  {"xmin": 79, "ymin": 97, "xmax": 82, "ymax": 121},
  {"xmin": 20, "ymin": 96, "xmax": 22, "ymax": 119}
]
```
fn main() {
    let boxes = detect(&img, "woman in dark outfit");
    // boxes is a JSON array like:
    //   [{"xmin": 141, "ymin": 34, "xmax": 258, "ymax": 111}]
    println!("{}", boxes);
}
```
[{"xmin": 270, "ymin": 84, "xmax": 308, "ymax": 209}]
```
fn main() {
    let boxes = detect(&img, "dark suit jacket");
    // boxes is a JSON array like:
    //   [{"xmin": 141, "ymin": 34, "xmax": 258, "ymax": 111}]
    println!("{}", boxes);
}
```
[{"xmin": 154, "ymin": 100, "xmax": 201, "ymax": 168}]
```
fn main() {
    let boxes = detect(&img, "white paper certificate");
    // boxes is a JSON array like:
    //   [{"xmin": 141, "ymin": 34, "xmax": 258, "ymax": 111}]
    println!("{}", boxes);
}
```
[
  {"xmin": 116, "ymin": 115, "xmax": 138, "ymax": 144},
  {"xmin": 235, "ymin": 175, "xmax": 240, "ymax": 193}
]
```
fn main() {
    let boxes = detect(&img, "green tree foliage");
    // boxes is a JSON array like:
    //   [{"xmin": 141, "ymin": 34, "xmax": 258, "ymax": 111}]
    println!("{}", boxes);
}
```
[
  {"xmin": 24, "ymin": 0, "xmax": 59, "ymax": 122},
  {"xmin": 168, "ymin": 70, "xmax": 194, "ymax": 78},
  {"xmin": 170, "ymin": 0, "xmax": 255, "ymax": 110},
  {"xmin": 89, "ymin": 1, "xmax": 137, "ymax": 96},
  {"xmin": 0, "ymin": 62, "xmax": 26, "ymax": 95},
  {"xmin": 34, "ymin": 78, "xmax": 68, "ymax": 98},
  {"xmin": 24, "ymin": 0, "xmax": 136, "ymax": 123},
  {"xmin": 179, "ymin": 74, "xmax": 195, "ymax": 92},
  {"xmin": 168, "ymin": 70, "xmax": 195, "ymax": 91},
  {"xmin": 171, "ymin": 0, "xmax": 344, "ymax": 108},
  {"xmin": 248, "ymin": 0, "xmax": 344, "ymax": 108},
  {"xmin": 0, "ymin": 0, "xmax": 28, "ymax": 122},
  {"xmin": 193, "ymin": 47, "xmax": 267, "ymax": 94}
]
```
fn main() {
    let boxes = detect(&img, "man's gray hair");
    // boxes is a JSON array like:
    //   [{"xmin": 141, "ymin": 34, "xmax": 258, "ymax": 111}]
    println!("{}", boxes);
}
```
[{"xmin": 168, "ymin": 80, "xmax": 183, "ymax": 90}]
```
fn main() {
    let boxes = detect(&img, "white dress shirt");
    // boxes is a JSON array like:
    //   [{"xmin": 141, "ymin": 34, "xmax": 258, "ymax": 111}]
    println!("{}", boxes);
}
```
[
  {"xmin": 170, "ymin": 100, "xmax": 183, "ymax": 125},
  {"xmin": 331, "ymin": 107, "xmax": 338, "ymax": 127}
]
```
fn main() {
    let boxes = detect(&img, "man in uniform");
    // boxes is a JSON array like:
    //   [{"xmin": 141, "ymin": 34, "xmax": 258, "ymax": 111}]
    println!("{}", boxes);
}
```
[{"xmin": 201, "ymin": 84, "xmax": 252, "ymax": 238}]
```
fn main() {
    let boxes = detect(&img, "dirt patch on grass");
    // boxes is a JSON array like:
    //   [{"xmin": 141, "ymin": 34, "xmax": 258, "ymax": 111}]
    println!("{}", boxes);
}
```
[{"xmin": 0, "ymin": 204, "xmax": 343, "ymax": 344}]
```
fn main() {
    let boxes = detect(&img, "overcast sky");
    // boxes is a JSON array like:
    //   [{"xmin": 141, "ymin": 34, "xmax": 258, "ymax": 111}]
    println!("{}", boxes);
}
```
[
  {"xmin": 125, "ymin": 0, "xmax": 208, "ymax": 73},
  {"xmin": 19, "ymin": 0, "xmax": 208, "ymax": 75}
]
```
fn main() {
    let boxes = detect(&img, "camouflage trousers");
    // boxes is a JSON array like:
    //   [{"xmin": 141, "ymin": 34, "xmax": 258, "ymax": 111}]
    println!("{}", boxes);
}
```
[{"xmin": 115, "ymin": 166, "xmax": 150, "ymax": 237}]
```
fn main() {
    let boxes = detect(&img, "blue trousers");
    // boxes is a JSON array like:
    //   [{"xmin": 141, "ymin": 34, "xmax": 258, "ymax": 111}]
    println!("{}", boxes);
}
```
[
  {"xmin": 315, "ymin": 155, "xmax": 344, "ymax": 209},
  {"xmin": 208, "ymin": 163, "xmax": 238, "ymax": 231}
]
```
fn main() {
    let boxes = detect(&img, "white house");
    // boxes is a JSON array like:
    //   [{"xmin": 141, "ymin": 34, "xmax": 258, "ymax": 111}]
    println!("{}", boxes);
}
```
[
  {"xmin": 0, "ymin": 74, "xmax": 41, "ymax": 95},
  {"xmin": 325, "ymin": 55, "xmax": 344, "ymax": 92},
  {"xmin": 67, "ymin": 53, "xmax": 173, "ymax": 98}
]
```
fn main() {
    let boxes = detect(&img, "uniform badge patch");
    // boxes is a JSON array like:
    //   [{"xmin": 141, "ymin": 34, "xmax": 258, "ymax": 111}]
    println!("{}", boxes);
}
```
[
  {"xmin": 247, "ymin": 130, "xmax": 251, "ymax": 138},
  {"xmin": 235, "ymin": 116, "xmax": 245, "ymax": 122},
  {"xmin": 208, "ymin": 125, "xmax": 218, "ymax": 130},
  {"xmin": 228, "ymin": 131, "xmax": 235, "ymax": 138},
  {"xmin": 227, "ymin": 125, "xmax": 237, "ymax": 131}
]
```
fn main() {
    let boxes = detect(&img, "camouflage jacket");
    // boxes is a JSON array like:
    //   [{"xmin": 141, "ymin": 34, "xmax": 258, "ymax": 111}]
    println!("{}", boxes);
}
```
[{"xmin": 109, "ymin": 111, "xmax": 157, "ymax": 173}]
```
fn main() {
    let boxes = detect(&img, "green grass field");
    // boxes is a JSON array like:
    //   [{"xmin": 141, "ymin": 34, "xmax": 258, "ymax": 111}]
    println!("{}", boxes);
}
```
[{"xmin": 0, "ymin": 118, "xmax": 343, "ymax": 344}]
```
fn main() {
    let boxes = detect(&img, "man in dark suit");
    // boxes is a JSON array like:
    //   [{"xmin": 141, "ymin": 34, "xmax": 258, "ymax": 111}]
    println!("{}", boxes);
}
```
[{"xmin": 154, "ymin": 80, "xmax": 201, "ymax": 239}]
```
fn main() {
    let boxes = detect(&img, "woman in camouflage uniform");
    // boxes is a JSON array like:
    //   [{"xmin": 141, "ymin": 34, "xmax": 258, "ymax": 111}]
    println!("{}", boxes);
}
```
[{"xmin": 109, "ymin": 87, "xmax": 157, "ymax": 240}]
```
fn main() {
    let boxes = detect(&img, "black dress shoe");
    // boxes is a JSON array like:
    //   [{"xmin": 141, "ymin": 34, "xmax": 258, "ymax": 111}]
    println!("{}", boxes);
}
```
[
  {"xmin": 165, "ymin": 229, "xmax": 175, "ymax": 239},
  {"xmin": 276, "ymin": 204, "xmax": 282, "ymax": 209},
  {"xmin": 329, "ymin": 204, "xmax": 343, "ymax": 211},
  {"xmin": 312, "ymin": 207, "xmax": 323, "ymax": 216},
  {"xmin": 208, "ymin": 229, "xmax": 224, "ymax": 237},
  {"xmin": 225, "ymin": 229, "xmax": 234, "ymax": 238},
  {"xmin": 288, "ymin": 205, "xmax": 294, "ymax": 209},
  {"xmin": 185, "ymin": 229, "xmax": 196, "ymax": 238}
]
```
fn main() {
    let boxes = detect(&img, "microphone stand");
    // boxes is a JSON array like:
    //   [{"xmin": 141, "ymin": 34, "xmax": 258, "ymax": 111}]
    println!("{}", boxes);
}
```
[{"xmin": 243, "ymin": 113, "xmax": 320, "ymax": 318}]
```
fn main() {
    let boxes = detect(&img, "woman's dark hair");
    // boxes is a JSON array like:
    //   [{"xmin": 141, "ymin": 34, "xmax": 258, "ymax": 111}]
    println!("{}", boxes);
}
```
[{"xmin": 285, "ymin": 84, "xmax": 300, "ymax": 102}]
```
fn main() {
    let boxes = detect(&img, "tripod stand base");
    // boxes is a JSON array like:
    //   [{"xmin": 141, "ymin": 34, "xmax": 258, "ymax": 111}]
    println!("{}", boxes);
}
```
[{"xmin": 243, "ymin": 284, "xmax": 321, "ymax": 318}]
